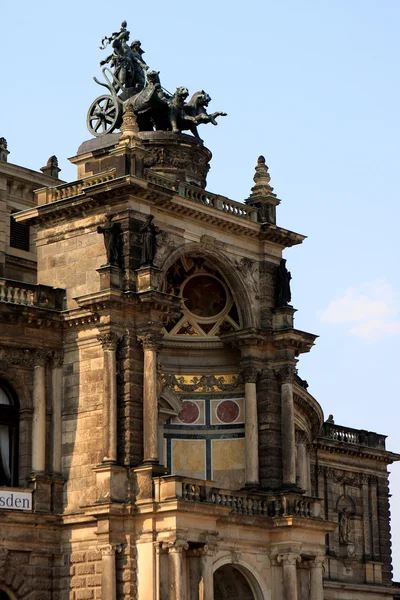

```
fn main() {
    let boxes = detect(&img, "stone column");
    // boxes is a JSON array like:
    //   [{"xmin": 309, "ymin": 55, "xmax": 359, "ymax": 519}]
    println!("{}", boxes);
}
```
[
  {"xmin": 163, "ymin": 540, "xmax": 189, "ymax": 600},
  {"xmin": 32, "ymin": 349, "xmax": 47, "ymax": 473},
  {"xmin": 309, "ymin": 557, "xmax": 325, "ymax": 600},
  {"xmin": 277, "ymin": 553, "xmax": 301, "ymax": 600},
  {"xmin": 296, "ymin": 431, "xmax": 309, "ymax": 493},
  {"xmin": 199, "ymin": 544, "xmax": 216, "ymax": 600},
  {"xmin": 138, "ymin": 332, "xmax": 163, "ymax": 464},
  {"xmin": 51, "ymin": 351, "xmax": 63, "ymax": 474},
  {"xmin": 243, "ymin": 366, "xmax": 260, "ymax": 487},
  {"xmin": 99, "ymin": 544, "xmax": 121, "ymax": 600},
  {"xmin": 98, "ymin": 332, "xmax": 120, "ymax": 463},
  {"xmin": 280, "ymin": 367, "xmax": 297, "ymax": 487}
]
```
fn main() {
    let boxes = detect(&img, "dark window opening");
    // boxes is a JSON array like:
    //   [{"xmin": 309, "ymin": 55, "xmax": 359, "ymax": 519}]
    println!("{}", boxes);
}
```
[
  {"xmin": 10, "ymin": 210, "xmax": 30, "ymax": 252},
  {"xmin": 0, "ymin": 381, "xmax": 19, "ymax": 487}
]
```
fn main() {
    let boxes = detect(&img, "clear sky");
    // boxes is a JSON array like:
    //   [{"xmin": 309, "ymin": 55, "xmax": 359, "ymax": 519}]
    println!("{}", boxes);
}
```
[{"xmin": 2, "ymin": 0, "xmax": 400, "ymax": 579}]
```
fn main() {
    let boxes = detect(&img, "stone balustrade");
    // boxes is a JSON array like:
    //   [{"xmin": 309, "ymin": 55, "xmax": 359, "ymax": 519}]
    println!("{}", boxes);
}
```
[
  {"xmin": 177, "ymin": 182, "xmax": 258, "ymax": 222},
  {"xmin": 0, "ymin": 279, "xmax": 65, "ymax": 310},
  {"xmin": 37, "ymin": 169, "xmax": 116, "ymax": 205},
  {"xmin": 154, "ymin": 475, "xmax": 321, "ymax": 519},
  {"xmin": 321, "ymin": 422, "xmax": 386, "ymax": 449}
]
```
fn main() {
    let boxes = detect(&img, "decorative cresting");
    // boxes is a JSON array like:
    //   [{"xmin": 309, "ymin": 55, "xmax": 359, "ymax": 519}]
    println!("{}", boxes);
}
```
[
  {"xmin": 162, "ymin": 255, "xmax": 240, "ymax": 338},
  {"xmin": 87, "ymin": 20, "xmax": 226, "ymax": 138}
]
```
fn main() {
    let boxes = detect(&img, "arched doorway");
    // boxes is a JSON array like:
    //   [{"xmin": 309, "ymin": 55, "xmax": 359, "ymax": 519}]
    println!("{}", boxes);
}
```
[{"xmin": 214, "ymin": 564, "xmax": 255, "ymax": 600}]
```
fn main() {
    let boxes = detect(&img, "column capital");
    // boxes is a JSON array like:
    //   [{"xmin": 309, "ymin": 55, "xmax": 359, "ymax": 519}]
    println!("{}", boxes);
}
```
[
  {"xmin": 98, "ymin": 543, "xmax": 122, "ymax": 556},
  {"xmin": 162, "ymin": 540, "xmax": 189, "ymax": 553},
  {"xmin": 309, "ymin": 556, "xmax": 326, "ymax": 569},
  {"xmin": 277, "ymin": 552, "xmax": 302, "ymax": 566},
  {"xmin": 97, "ymin": 331, "xmax": 120, "ymax": 350},
  {"xmin": 34, "ymin": 348, "xmax": 48, "ymax": 367},
  {"xmin": 50, "ymin": 350, "xmax": 64, "ymax": 368},
  {"xmin": 241, "ymin": 365, "xmax": 261, "ymax": 384},
  {"xmin": 277, "ymin": 364, "xmax": 297, "ymax": 383},
  {"xmin": 137, "ymin": 331, "xmax": 163, "ymax": 351}
]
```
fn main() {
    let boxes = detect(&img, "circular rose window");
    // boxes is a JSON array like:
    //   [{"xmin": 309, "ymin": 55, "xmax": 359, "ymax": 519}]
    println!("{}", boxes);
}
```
[
  {"xmin": 182, "ymin": 275, "xmax": 227, "ymax": 318},
  {"xmin": 178, "ymin": 401, "xmax": 200, "ymax": 424}
]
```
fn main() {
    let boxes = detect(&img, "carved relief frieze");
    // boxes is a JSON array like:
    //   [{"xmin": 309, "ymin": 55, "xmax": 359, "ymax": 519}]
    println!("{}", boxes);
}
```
[
  {"xmin": 162, "ymin": 373, "xmax": 243, "ymax": 393},
  {"xmin": 0, "ymin": 346, "xmax": 34, "ymax": 368},
  {"xmin": 318, "ymin": 465, "xmax": 371, "ymax": 486}
]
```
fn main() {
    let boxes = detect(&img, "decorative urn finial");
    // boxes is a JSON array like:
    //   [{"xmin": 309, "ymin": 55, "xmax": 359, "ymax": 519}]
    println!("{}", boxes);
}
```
[{"xmin": 40, "ymin": 155, "xmax": 61, "ymax": 179}]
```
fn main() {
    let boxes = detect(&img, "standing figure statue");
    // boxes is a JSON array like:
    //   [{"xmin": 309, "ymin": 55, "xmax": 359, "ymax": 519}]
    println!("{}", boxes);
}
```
[
  {"xmin": 276, "ymin": 258, "xmax": 292, "ymax": 307},
  {"xmin": 97, "ymin": 214, "xmax": 122, "ymax": 266},
  {"xmin": 339, "ymin": 508, "xmax": 350, "ymax": 544},
  {"xmin": 99, "ymin": 21, "xmax": 147, "ymax": 93},
  {"xmin": 140, "ymin": 215, "xmax": 160, "ymax": 266}
]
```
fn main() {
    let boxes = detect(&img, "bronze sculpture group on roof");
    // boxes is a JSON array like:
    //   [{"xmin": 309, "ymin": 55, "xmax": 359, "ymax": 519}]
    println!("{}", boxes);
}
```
[{"xmin": 87, "ymin": 21, "xmax": 226, "ymax": 138}]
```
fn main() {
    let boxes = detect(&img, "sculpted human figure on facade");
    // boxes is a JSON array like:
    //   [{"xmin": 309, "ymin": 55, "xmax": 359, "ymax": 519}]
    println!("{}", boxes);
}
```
[
  {"xmin": 276, "ymin": 258, "xmax": 292, "ymax": 306},
  {"xmin": 97, "ymin": 214, "xmax": 122, "ymax": 266},
  {"xmin": 140, "ymin": 215, "xmax": 160, "ymax": 266},
  {"xmin": 339, "ymin": 507, "xmax": 350, "ymax": 544}
]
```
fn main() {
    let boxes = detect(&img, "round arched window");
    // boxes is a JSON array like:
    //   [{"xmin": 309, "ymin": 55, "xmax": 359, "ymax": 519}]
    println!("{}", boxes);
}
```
[
  {"xmin": 162, "ymin": 257, "xmax": 240, "ymax": 337},
  {"xmin": 0, "ymin": 382, "xmax": 19, "ymax": 487}
]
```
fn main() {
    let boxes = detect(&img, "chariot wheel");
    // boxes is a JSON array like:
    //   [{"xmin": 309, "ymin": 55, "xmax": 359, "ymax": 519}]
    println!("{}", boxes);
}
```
[{"xmin": 87, "ymin": 95, "xmax": 121, "ymax": 136}]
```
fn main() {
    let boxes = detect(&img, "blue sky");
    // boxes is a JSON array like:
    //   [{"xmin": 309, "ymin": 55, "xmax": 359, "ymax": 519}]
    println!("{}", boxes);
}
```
[{"xmin": 2, "ymin": 0, "xmax": 400, "ymax": 578}]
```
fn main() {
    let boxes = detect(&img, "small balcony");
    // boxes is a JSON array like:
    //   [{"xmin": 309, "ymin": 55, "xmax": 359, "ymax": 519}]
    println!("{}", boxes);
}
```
[
  {"xmin": 0, "ymin": 278, "xmax": 65, "ymax": 310},
  {"xmin": 154, "ymin": 475, "xmax": 322, "ymax": 519}
]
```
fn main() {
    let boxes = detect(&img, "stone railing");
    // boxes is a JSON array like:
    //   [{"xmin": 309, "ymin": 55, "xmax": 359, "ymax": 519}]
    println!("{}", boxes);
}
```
[
  {"xmin": 321, "ymin": 422, "xmax": 386, "ymax": 450},
  {"xmin": 37, "ymin": 170, "xmax": 116, "ymax": 205},
  {"xmin": 0, "ymin": 279, "xmax": 65, "ymax": 310},
  {"xmin": 155, "ymin": 476, "xmax": 321, "ymax": 519},
  {"xmin": 144, "ymin": 169, "xmax": 177, "ymax": 190},
  {"xmin": 177, "ymin": 183, "xmax": 258, "ymax": 222}
]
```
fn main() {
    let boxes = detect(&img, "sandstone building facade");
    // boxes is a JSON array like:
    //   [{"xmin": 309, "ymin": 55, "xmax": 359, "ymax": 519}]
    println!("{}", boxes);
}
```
[{"xmin": 0, "ymin": 121, "xmax": 398, "ymax": 600}]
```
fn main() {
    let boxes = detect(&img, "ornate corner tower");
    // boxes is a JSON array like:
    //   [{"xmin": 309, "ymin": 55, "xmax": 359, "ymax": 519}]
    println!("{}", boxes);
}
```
[{"xmin": 1, "ymin": 19, "xmax": 398, "ymax": 600}]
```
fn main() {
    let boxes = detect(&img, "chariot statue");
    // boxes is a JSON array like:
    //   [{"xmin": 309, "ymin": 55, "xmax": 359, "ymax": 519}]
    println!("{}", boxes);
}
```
[{"xmin": 87, "ymin": 21, "xmax": 226, "ymax": 138}]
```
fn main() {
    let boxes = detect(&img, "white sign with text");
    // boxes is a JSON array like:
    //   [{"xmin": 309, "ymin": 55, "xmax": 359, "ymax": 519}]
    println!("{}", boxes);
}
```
[{"xmin": 0, "ymin": 489, "xmax": 32, "ymax": 511}]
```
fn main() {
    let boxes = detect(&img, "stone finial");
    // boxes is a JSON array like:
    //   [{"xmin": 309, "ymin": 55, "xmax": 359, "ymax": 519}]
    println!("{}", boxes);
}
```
[
  {"xmin": 245, "ymin": 155, "xmax": 279, "ymax": 224},
  {"xmin": 119, "ymin": 104, "xmax": 140, "ymax": 144},
  {"xmin": 40, "ymin": 155, "xmax": 61, "ymax": 179},
  {"xmin": 0, "ymin": 137, "xmax": 9, "ymax": 162},
  {"xmin": 249, "ymin": 156, "xmax": 275, "ymax": 199}
]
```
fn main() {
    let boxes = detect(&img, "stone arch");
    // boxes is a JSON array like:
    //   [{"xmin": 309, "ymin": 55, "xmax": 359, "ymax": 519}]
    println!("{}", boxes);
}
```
[
  {"xmin": 159, "ymin": 242, "xmax": 256, "ymax": 329},
  {"xmin": 0, "ymin": 564, "xmax": 30, "ymax": 599},
  {"xmin": 0, "ymin": 586, "xmax": 18, "ymax": 600},
  {"xmin": 213, "ymin": 555, "xmax": 270, "ymax": 600},
  {"xmin": 0, "ymin": 366, "xmax": 30, "ymax": 411}
]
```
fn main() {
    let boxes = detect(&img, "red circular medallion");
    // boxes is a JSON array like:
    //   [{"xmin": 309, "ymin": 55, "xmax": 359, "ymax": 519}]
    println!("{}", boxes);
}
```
[
  {"xmin": 216, "ymin": 400, "xmax": 240, "ymax": 423},
  {"xmin": 178, "ymin": 401, "xmax": 200, "ymax": 424}
]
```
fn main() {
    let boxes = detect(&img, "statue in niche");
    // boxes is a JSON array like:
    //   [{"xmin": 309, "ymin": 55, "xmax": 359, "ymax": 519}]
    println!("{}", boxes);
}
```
[
  {"xmin": 339, "ymin": 508, "xmax": 350, "ymax": 544},
  {"xmin": 140, "ymin": 215, "xmax": 160, "ymax": 266},
  {"xmin": 276, "ymin": 258, "xmax": 292, "ymax": 306},
  {"xmin": 97, "ymin": 214, "xmax": 122, "ymax": 266}
]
